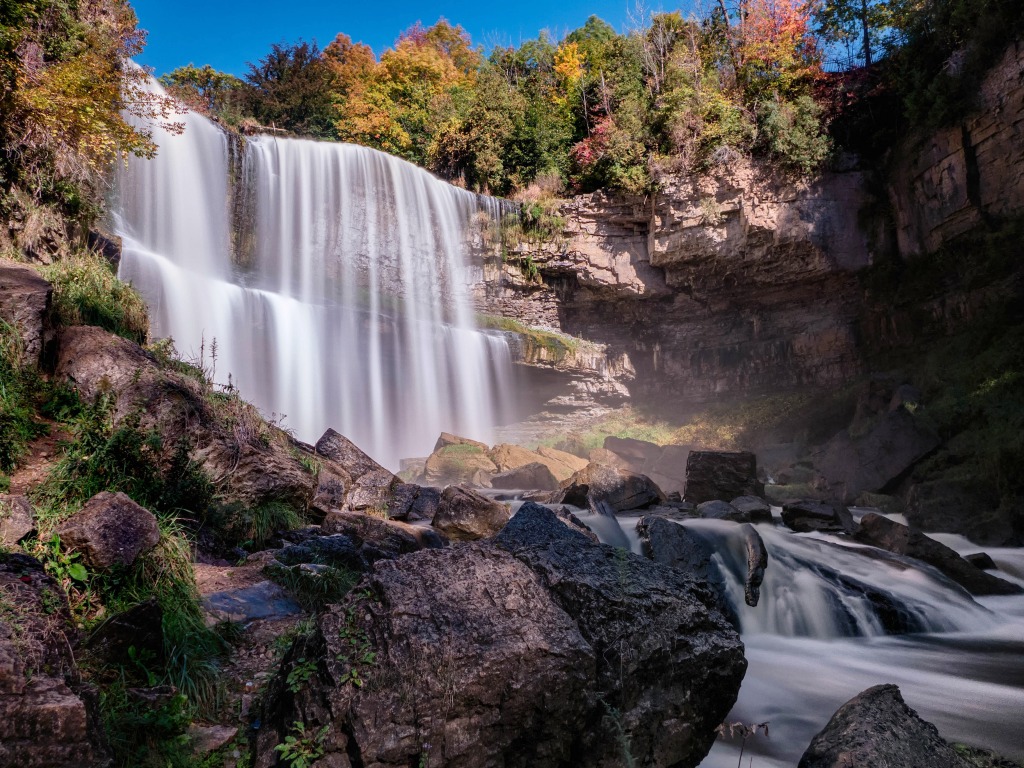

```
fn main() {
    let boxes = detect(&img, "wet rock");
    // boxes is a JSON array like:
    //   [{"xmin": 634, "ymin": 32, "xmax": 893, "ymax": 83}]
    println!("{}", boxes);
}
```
[
  {"xmin": 965, "ymin": 552, "xmax": 997, "ymax": 571},
  {"xmin": 491, "ymin": 462, "xmax": 560, "ymax": 491},
  {"xmin": 741, "ymin": 523, "xmax": 768, "ymax": 607},
  {"xmin": 256, "ymin": 505, "xmax": 744, "ymax": 768},
  {"xmin": 637, "ymin": 515, "xmax": 718, "ymax": 584},
  {"xmin": 781, "ymin": 500, "xmax": 856, "ymax": 535},
  {"xmin": 799, "ymin": 684, "xmax": 972, "ymax": 768},
  {"xmin": 0, "ymin": 494, "xmax": 35, "ymax": 546},
  {"xmin": 554, "ymin": 462, "xmax": 664, "ymax": 513},
  {"xmin": 0, "ymin": 260, "xmax": 53, "ymax": 367},
  {"xmin": 697, "ymin": 499, "xmax": 746, "ymax": 522},
  {"xmin": 315, "ymin": 428, "xmax": 387, "ymax": 480},
  {"xmin": 432, "ymin": 485, "xmax": 510, "ymax": 541},
  {"xmin": 0, "ymin": 553, "xmax": 107, "ymax": 767},
  {"xmin": 815, "ymin": 409, "xmax": 940, "ymax": 501},
  {"xmin": 684, "ymin": 451, "xmax": 763, "ymax": 504},
  {"xmin": 549, "ymin": 504, "xmax": 600, "ymax": 542},
  {"xmin": 202, "ymin": 580, "xmax": 303, "ymax": 625},
  {"xmin": 274, "ymin": 534, "xmax": 365, "ymax": 571},
  {"xmin": 322, "ymin": 510, "xmax": 446, "ymax": 562},
  {"xmin": 56, "ymin": 491, "xmax": 160, "ymax": 569},
  {"xmin": 731, "ymin": 495, "xmax": 773, "ymax": 523},
  {"xmin": 856, "ymin": 513, "xmax": 1022, "ymax": 596}
]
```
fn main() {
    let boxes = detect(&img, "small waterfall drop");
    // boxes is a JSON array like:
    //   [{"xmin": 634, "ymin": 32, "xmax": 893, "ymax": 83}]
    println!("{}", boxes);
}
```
[{"xmin": 113, "ymin": 80, "xmax": 515, "ymax": 468}]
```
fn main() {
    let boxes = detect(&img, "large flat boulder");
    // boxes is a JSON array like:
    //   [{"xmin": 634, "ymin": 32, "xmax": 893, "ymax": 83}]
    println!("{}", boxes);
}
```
[
  {"xmin": 423, "ymin": 443, "xmax": 498, "ymax": 486},
  {"xmin": 781, "ymin": 499, "xmax": 856, "ymax": 535},
  {"xmin": 799, "ymin": 684, "xmax": 971, "ymax": 768},
  {"xmin": 856, "ymin": 512, "xmax": 1022, "ymax": 596},
  {"xmin": 255, "ymin": 505, "xmax": 745, "ymax": 768},
  {"xmin": 684, "ymin": 451, "xmax": 763, "ymax": 504}
]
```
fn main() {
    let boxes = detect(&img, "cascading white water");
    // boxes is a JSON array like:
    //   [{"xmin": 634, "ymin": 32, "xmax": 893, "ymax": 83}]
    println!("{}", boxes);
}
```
[
  {"xmin": 113, "ymin": 80, "xmax": 515, "ymax": 468},
  {"xmin": 576, "ymin": 511, "xmax": 1024, "ymax": 766}
]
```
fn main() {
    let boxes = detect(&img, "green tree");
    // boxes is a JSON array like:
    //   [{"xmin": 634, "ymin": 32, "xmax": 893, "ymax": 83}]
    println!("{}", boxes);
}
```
[{"xmin": 243, "ymin": 40, "xmax": 338, "ymax": 138}]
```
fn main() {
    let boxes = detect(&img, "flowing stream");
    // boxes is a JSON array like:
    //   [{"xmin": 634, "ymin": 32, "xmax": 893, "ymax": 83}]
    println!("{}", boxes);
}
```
[
  {"xmin": 571, "ymin": 510, "xmax": 1024, "ymax": 766},
  {"xmin": 112, "ymin": 80, "xmax": 514, "ymax": 469}
]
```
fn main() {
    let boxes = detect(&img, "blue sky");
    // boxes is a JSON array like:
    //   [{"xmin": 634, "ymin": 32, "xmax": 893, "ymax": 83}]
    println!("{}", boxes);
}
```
[{"xmin": 132, "ymin": 0, "xmax": 679, "ymax": 77}]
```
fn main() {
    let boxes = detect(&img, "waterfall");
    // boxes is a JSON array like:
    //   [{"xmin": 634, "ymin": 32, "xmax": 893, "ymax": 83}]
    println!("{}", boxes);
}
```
[{"xmin": 112, "ymin": 80, "xmax": 515, "ymax": 468}]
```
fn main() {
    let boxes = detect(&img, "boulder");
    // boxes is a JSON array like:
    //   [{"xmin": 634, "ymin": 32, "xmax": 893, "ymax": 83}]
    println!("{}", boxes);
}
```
[
  {"xmin": 308, "ymin": 469, "xmax": 347, "ymax": 520},
  {"xmin": 315, "ymin": 428, "xmax": 387, "ymax": 481},
  {"xmin": 965, "ymin": 552, "xmax": 997, "ymax": 571},
  {"xmin": 322, "ymin": 510, "xmax": 446, "ymax": 562},
  {"xmin": 491, "ymin": 462, "xmax": 560, "ymax": 491},
  {"xmin": 697, "ymin": 500, "xmax": 747, "ymax": 522},
  {"xmin": 54, "ymin": 326, "xmax": 319, "ymax": 512},
  {"xmin": 536, "ymin": 445, "xmax": 589, "ymax": 479},
  {"xmin": 56, "ymin": 492, "xmax": 160, "ymax": 569},
  {"xmin": 0, "ymin": 261, "xmax": 53, "ymax": 367},
  {"xmin": 684, "ymin": 451, "xmax": 763, "ymax": 504},
  {"xmin": 423, "ymin": 443, "xmax": 498, "ymax": 486},
  {"xmin": 554, "ymin": 462, "xmax": 664, "ymax": 513},
  {"xmin": 255, "ymin": 505, "xmax": 745, "ymax": 768},
  {"xmin": 432, "ymin": 485, "xmax": 510, "ymax": 541},
  {"xmin": 0, "ymin": 495, "xmax": 35, "ymax": 546},
  {"xmin": 637, "ymin": 515, "xmax": 720, "ymax": 585},
  {"xmin": 815, "ymin": 409, "xmax": 940, "ymax": 501},
  {"xmin": 433, "ymin": 431, "xmax": 489, "ymax": 453},
  {"xmin": 274, "ymin": 533, "xmax": 366, "ymax": 572},
  {"xmin": 0, "ymin": 553, "xmax": 107, "ymax": 767},
  {"xmin": 383, "ymin": 482, "xmax": 442, "ymax": 522},
  {"xmin": 188, "ymin": 724, "xmax": 238, "ymax": 756},
  {"xmin": 856, "ymin": 513, "xmax": 1022, "ymax": 596},
  {"xmin": 799, "ymin": 684, "xmax": 972, "ymax": 768},
  {"xmin": 489, "ymin": 443, "xmax": 544, "ymax": 473},
  {"xmin": 344, "ymin": 468, "xmax": 399, "ymax": 514},
  {"xmin": 731, "ymin": 495, "xmax": 773, "ymax": 523},
  {"xmin": 781, "ymin": 500, "xmax": 857, "ymax": 535},
  {"xmin": 648, "ymin": 444, "xmax": 690, "ymax": 496},
  {"xmin": 905, "ymin": 478, "xmax": 1020, "ymax": 547},
  {"xmin": 604, "ymin": 436, "xmax": 662, "ymax": 469}
]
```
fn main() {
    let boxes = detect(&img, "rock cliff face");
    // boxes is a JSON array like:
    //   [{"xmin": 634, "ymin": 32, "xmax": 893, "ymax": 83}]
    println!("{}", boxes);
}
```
[
  {"xmin": 478, "ymin": 41, "xmax": 1024, "ymax": 405},
  {"xmin": 479, "ymin": 161, "xmax": 872, "ymax": 403}
]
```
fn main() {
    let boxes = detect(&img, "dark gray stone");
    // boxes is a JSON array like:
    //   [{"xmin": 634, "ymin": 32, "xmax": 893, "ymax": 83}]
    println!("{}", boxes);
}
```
[
  {"xmin": 684, "ymin": 451, "xmax": 763, "ymax": 504},
  {"xmin": 56, "ymin": 492, "xmax": 160, "ymax": 569},
  {"xmin": 799, "ymin": 684, "xmax": 972, "ymax": 768}
]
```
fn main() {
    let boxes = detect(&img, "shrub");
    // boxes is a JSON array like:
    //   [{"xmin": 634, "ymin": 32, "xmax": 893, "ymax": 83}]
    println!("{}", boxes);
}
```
[
  {"xmin": 757, "ymin": 95, "xmax": 831, "ymax": 175},
  {"xmin": 40, "ymin": 251, "xmax": 149, "ymax": 344}
]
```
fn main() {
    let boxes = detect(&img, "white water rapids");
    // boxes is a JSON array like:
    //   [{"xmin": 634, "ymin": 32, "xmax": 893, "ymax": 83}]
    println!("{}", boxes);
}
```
[
  {"xmin": 113, "ymin": 80, "xmax": 514, "ymax": 468},
  {"xmin": 570, "ymin": 510, "xmax": 1024, "ymax": 766}
]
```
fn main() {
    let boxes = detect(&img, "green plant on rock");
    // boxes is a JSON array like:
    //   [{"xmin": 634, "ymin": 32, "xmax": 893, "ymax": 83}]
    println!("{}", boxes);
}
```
[
  {"xmin": 275, "ymin": 721, "xmax": 329, "ymax": 768},
  {"xmin": 286, "ymin": 656, "xmax": 318, "ymax": 693},
  {"xmin": 334, "ymin": 598, "xmax": 377, "ymax": 689}
]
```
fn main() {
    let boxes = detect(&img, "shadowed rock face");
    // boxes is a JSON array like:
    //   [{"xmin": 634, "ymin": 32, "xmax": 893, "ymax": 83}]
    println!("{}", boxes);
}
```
[
  {"xmin": 685, "ymin": 451, "xmax": 762, "ymax": 505},
  {"xmin": 0, "ymin": 261, "xmax": 53, "ymax": 367},
  {"xmin": 255, "ymin": 505, "xmax": 746, "ymax": 768},
  {"xmin": 0, "ymin": 554, "xmax": 107, "ymax": 768},
  {"xmin": 799, "ymin": 684, "xmax": 972, "ymax": 768}
]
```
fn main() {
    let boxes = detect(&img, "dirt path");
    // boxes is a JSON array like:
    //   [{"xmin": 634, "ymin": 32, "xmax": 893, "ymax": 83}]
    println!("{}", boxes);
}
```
[{"xmin": 8, "ymin": 422, "xmax": 69, "ymax": 495}]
